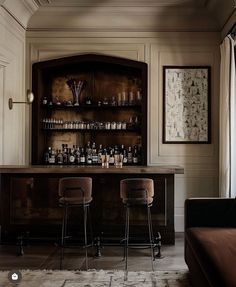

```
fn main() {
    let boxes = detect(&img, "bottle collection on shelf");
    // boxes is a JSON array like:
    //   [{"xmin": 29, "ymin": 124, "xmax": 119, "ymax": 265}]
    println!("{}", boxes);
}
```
[
  {"xmin": 42, "ymin": 90, "xmax": 142, "ymax": 107},
  {"xmin": 44, "ymin": 142, "xmax": 142, "ymax": 166},
  {"xmin": 42, "ymin": 116, "xmax": 139, "ymax": 131}
]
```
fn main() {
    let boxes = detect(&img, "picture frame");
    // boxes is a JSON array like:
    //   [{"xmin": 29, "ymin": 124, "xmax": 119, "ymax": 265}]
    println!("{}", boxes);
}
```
[{"xmin": 163, "ymin": 66, "xmax": 211, "ymax": 144}]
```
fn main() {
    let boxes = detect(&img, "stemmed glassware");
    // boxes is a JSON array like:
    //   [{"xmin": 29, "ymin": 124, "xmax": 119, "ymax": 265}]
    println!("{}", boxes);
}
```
[{"xmin": 66, "ymin": 79, "xmax": 86, "ymax": 106}]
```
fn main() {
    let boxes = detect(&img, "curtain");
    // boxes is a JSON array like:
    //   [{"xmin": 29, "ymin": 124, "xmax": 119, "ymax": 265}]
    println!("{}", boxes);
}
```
[{"xmin": 219, "ymin": 35, "xmax": 236, "ymax": 198}]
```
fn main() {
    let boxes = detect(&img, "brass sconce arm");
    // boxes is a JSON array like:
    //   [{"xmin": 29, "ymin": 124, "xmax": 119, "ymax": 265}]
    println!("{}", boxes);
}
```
[{"xmin": 8, "ymin": 89, "xmax": 34, "ymax": 110}]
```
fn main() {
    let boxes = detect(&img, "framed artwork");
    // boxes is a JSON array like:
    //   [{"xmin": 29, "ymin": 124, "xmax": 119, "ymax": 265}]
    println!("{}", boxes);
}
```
[{"xmin": 163, "ymin": 66, "xmax": 211, "ymax": 143}]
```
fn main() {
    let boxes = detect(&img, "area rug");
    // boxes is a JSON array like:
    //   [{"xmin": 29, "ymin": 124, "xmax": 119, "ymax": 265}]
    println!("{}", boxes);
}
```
[{"xmin": 0, "ymin": 269, "xmax": 190, "ymax": 287}]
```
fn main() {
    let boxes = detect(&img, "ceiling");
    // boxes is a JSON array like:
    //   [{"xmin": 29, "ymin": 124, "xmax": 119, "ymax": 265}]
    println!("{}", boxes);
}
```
[{"xmin": 1, "ymin": 0, "xmax": 236, "ymax": 35}]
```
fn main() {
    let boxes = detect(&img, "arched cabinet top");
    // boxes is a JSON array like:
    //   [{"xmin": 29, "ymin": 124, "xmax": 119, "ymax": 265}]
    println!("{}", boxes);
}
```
[{"xmin": 33, "ymin": 53, "xmax": 147, "ymax": 71}]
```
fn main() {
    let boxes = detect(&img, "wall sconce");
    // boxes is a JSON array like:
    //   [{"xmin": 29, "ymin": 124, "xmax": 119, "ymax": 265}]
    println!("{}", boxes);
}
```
[{"xmin": 8, "ymin": 89, "xmax": 34, "ymax": 110}]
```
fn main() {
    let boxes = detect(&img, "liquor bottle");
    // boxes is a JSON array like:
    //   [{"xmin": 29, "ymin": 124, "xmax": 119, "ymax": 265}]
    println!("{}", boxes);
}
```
[
  {"xmin": 114, "ymin": 145, "xmax": 119, "ymax": 155},
  {"xmin": 121, "ymin": 144, "xmax": 128, "ymax": 164},
  {"xmin": 103, "ymin": 148, "xmax": 109, "ymax": 168},
  {"xmin": 85, "ymin": 96, "xmax": 92, "ymax": 105},
  {"xmin": 114, "ymin": 145, "xmax": 120, "ymax": 167},
  {"xmin": 136, "ymin": 90, "xmax": 142, "ymax": 103},
  {"xmin": 127, "ymin": 146, "xmax": 133, "ymax": 164},
  {"xmin": 132, "ymin": 145, "xmax": 138, "ymax": 164},
  {"xmin": 137, "ymin": 145, "xmax": 142, "ymax": 163},
  {"xmin": 62, "ymin": 144, "xmax": 68, "ymax": 165},
  {"xmin": 110, "ymin": 96, "xmax": 117, "ymax": 106},
  {"xmin": 68, "ymin": 148, "xmax": 75, "ymax": 164},
  {"xmin": 86, "ymin": 141, "xmax": 91, "ymax": 154},
  {"xmin": 42, "ymin": 96, "xmax": 48, "ymax": 105},
  {"xmin": 49, "ymin": 148, "xmax": 56, "ymax": 164},
  {"xmin": 92, "ymin": 142, "xmax": 98, "ymax": 164},
  {"xmin": 80, "ymin": 148, "xmax": 86, "ymax": 164},
  {"xmin": 86, "ymin": 142, "xmax": 92, "ymax": 165},
  {"xmin": 109, "ymin": 148, "xmax": 115, "ymax": 164},
  {"xmin": 57, "ymin": 149, "xmax": 63, "ymax": 164},
  {"xmin": 97, "ymin": 144, "xmax": 103, "ymax": 164},
  {"xmin": 44, "ymin": 147, "xmax": 50, "ymax": 164},
  {"xmin": 134, "ymin": 116, "xmax": 139, "ymax": 128},
  {"xmin": 75, "ymin": 146, "xmax": 81, "ymax": 164}
]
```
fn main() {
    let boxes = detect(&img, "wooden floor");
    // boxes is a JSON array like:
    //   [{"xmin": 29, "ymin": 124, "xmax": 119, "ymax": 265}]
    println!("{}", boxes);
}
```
[{"xmin": 0, "ymin": 233, "xmax": 187, "ymax": 271}]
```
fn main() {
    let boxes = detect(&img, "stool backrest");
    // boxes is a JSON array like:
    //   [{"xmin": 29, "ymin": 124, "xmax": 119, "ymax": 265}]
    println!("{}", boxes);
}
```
[
  {"xmin": 59, "ymin": 177, "xmax": 92, "ymax": 199},
  {"xmin": 120, "ymin": 178, "xmax": 154, "ymax": 200}
]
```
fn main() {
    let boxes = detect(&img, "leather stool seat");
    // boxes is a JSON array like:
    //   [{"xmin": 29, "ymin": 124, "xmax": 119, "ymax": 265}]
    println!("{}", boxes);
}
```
[
  {"xmin": 121, "ymin": 197, "xmax": 153, "ymax": 205},
  {"xmin": 59, "ymin": 197, "xmax": 93, "ymax": 205}
]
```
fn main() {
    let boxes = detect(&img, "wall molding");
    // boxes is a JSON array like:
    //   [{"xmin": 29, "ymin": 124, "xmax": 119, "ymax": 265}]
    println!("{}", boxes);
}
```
[
  {"xmin": 0, "ymin": 8, "xmax": 26, "ymax": 165},
  {"xmin": 0, "ymin": 8, "xmax": 25, "ymax": 40},
  {"xmin": 0, "ymin": 65, "xmax": 5, "ymax": 164},
  {"xmin": 1, "ymin": 0, "xmax": 38, "ymax": 29}
]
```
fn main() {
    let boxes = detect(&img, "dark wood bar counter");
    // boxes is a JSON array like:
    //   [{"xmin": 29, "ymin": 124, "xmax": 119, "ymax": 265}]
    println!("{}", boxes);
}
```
[{"xmin": 0, "ymin": 165, "xmax": 183, "ymax": 245}]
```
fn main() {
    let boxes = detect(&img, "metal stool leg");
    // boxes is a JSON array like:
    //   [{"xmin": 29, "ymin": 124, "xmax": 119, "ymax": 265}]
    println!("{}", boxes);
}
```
[
  {"xmin": 88, "ymin": 205, "xmax": 93, "ymax": 246},
  {"xmin": 122, "ymin": 206, "xmax": 128, "ymax": 261},
  {"xmin": 147, "ymin": 205, "xmax": 154, "ymax": 271},
  {"xmin": 60, "ymin": 204, "xmax": 68, "ymax": 269},
  {"xmin": 83, "ymin": 204, "xmax": 88, "ymax": 270},
  {"xmin": 125, "ymin": 206, "xmax": 130, "ymax": 272},
  {"xmin": 148, "ymin": 205, "xmax": 155, "ymax": 260}
]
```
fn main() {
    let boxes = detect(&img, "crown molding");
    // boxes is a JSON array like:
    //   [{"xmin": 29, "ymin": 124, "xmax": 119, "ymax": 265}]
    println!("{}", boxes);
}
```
[
  {"xmin": 1, "ymin": 0, "xmax": 233, "ymax": 33},
  {"xmin": 1, "ymin": 0, "xmax": 39, "ymax": 29},
  {"xmin": 208, "ymin": 0, "xmax": 235, "ymax": 30},
  {"xmin": 34, "ymin": 0, "xmax": 50, "ymax": 5},
  {"xmin": 23, "ymin": 0, "xmax": 39, "ymax": 13},
  {"xmin": 221, "ymin": 8, "xmax": 236, "ymax": 39},
  {"xmin": 38, "ymin": 0, "xmax": 194, "ymax": 7},
  {"xmin": 27, "ymin": 4, "xmax": 219, "ymax": 32}
]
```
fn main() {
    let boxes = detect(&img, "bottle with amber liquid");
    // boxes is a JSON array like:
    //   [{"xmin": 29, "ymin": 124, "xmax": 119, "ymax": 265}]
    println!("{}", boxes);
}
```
[
  {"xmin": 80, "ymin": 148, "xmax": 86, "ymax": 165},
  {"xmin": 57, "ymin": 149, "xmax": 63, "ymax": 164},
  {"xmin": 127, "ymin": 146, "xmax": 133, "ymax": 164}
]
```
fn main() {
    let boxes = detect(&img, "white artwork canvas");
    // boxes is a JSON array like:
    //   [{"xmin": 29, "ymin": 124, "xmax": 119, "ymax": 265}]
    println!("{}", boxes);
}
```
[{"xmin": 163, "ymin": 67, "xmax": 210, "ymax": 143}]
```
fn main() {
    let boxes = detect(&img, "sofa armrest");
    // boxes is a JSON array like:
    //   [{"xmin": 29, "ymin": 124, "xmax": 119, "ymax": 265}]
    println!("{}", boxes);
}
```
[{"xmin": 185, "ymin": 198, "xmax": 236, "ymax": 230}]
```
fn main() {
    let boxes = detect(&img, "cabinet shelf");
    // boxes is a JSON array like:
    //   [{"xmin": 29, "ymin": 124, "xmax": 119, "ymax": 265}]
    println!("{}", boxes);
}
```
[
  {"xmin": 42, "ymin": 128, "xmax": 141, "ymax": 133},
  {"xmin": 42, "ymin": 104, "xmax": 142, "ymax": 110}
]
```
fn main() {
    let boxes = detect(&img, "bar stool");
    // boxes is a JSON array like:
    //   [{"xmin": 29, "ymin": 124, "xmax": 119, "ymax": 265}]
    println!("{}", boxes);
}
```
[
  {"xmin": 58, "ymin": 177, "xmax": 93, "ymax": 270},
  {"xmin": 120, "ymin": 178, "xmax": 155, "ymax": 272}
]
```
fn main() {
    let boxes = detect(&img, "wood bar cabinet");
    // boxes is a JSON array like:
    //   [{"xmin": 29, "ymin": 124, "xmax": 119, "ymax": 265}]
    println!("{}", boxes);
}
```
[
  {"xmin": 32, "ymin": 53, "xmax": 147, "ymax": 165},
  {"xmin": 0, "ymin": 54, "xmax": 184, "ymax": 247},
  {"xmin": 0, "ymin": 165, "xmax": 183, "ymax": 245}
]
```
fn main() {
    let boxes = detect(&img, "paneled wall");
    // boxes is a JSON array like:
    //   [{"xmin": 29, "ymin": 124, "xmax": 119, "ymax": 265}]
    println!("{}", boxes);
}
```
[
  {"xmin": 26, "ymin": 32, "xmax": 220, "ymax": 231},
  {"xmin": 0, "ymin": 7, "xmax": 26, "ymax": 165}
]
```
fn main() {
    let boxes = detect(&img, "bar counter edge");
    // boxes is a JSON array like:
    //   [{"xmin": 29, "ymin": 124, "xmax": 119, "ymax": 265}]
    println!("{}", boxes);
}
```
[{"xmin": 0, "ymin": 165, "xmax": 184, "ymax": 174}]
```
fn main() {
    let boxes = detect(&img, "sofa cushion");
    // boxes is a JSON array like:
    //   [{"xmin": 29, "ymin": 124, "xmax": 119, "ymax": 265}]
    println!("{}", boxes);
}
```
[{"xmin": 186, "ymin": 228, "xmax": 236, "ymax": 287}]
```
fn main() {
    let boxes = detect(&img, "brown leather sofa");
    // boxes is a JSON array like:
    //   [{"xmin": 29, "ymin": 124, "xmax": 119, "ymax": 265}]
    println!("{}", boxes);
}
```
[{"xmin": 185, "ymin": 198, "xmax": 236, "ymax": 287}]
